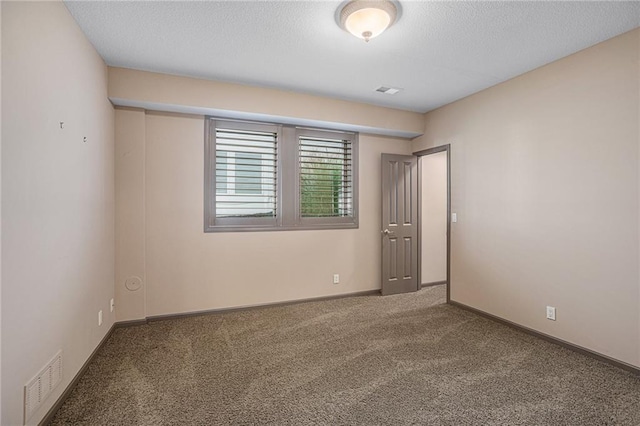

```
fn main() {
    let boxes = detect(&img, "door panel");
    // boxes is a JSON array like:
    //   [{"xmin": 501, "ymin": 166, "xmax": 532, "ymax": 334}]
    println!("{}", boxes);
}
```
[
  {"xmin": 403, "ymin": 237, "xmax": 412, "ymax": 278},
  {"xmin": 389, "ymin": 238, "xmax": 398, "ymax": 280},
  {"xmin": 403, "ymin": 161, "xmax": 413, "ymax": 224},
  {"xmin": 381, "ymin": 154, "xmax": 418, "ymax": 296},
  {"xmin": 389, "ymin": 161, "xmax": 398, "ymax": 225}
]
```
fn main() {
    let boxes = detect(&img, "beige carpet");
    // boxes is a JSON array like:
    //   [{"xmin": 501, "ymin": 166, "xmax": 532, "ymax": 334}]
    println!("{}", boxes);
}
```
[{"xmin": 51, "ymin": 285, "xmax": 640, "ymax": 425}]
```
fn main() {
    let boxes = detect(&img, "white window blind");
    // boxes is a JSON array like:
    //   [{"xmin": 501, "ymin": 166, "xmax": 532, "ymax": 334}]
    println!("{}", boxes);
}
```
[
  {"xmin": 299, "ymin": 135, "xmax": 353, "ymax": 218},
  {"xmin": 205, "ymin": 118, "xmax": 358, "ymax": 232},
  {"xmin": 215, "ymin": 127, "xmax": 277, "ymax": 219}
]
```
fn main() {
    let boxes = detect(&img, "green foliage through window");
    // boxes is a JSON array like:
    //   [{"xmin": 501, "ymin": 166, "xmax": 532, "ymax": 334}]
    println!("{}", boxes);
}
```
[{"xmin": 300, "ymin": 137, "xmax": 352, "ymax": 218}]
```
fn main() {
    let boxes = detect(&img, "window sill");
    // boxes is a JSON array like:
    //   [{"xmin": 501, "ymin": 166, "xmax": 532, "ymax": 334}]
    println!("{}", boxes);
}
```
[{"xmin": 204, "ymin": 222, "xmax": 359, "ymax": 233}]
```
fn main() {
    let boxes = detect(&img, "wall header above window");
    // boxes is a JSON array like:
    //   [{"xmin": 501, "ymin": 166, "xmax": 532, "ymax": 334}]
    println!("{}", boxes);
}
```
[
  {"xmin": 107, "ymin": 67, "xmax": 424, "ymax": 139},
  {"xmin": 112, "ymin": 98, "xmax": 420, "ymax": 139}
]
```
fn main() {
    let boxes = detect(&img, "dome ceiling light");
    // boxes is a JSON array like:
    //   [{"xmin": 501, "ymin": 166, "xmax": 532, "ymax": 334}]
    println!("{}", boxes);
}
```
[{"xmin": 338, "ymin": 0, "xmax": 399, "ymax": 43}]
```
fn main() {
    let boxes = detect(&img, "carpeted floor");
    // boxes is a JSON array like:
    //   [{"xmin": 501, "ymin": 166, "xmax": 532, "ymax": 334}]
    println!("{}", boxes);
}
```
[{"xmin": 51, "ymin": 285, "xmax": 640, "ymax": 425}]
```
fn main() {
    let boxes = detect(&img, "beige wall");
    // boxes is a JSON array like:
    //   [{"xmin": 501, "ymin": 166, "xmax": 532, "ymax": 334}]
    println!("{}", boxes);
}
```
[
  {"xmin": 1, "ymin": 2, "xmax": 115, "ymax": 425},
  {"xmin": 115, "ymin": 108, "xmax": 146, "ymax": 321},
  {"xmin": 413, "ymin": 29, "xmax": 640, "ymax": 367},
  {"xmin": 112, "ymin": 66, "xmax": 419, "ymax": 321},
  {"xmin": 108, "ymin": 67, "xmax": 424, "ymax": 139},
  {"xmin": 420, "ymin": 151, "xmax": 447, "ymax": 284},
  {"xmin": 114, "ymin": 110, "xmax": 412, "ymax": 320}
]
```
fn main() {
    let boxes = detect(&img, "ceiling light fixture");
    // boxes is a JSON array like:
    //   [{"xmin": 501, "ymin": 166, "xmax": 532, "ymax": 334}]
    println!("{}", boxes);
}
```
[{"xmin": 338, "ymin": 0, "xmax": 398, "ymax": 43}]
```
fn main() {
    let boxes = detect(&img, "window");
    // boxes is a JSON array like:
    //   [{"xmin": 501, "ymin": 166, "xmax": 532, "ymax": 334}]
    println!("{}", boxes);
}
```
[
  {"xmin": 216, "ymin": 152, "xmax": 229, "ymax": 194},
  {"xmin": 207, "ymin": 121, "xmax": 278, "ymax": 228},
  {"xmin": 205, "ymin": 119, "xmax": 358, "ymax": 232},
  {"xmin": 235, "ymin": 152, "xmax": 263, "ymax": 195},
  {"xmin": 296, "ymin": 129, "xmax": 355, "ymax": 227}
]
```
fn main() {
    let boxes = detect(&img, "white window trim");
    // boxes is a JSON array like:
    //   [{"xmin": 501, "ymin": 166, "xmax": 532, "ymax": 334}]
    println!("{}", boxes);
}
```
[{"xmin": 204, "ymin": 117, "xmax": 359, "ymax": 232}]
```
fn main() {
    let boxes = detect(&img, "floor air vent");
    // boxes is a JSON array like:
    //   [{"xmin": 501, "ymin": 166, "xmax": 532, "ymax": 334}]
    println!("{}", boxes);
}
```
[{"xmin": 24, "ymin": 351, "xmax": 63, "ymax": 423}]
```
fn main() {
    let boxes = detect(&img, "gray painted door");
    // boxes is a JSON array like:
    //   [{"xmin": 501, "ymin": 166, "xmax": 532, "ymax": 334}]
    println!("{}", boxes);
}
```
[{"xmin": 381, "ymin": 154, "xmax": 418, "ymax": 296}]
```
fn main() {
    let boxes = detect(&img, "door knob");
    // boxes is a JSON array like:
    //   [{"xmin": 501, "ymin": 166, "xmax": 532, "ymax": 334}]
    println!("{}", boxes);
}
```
[{"xmin": 381, "ymin": 229, "xmax": 394, "ymax": 236}]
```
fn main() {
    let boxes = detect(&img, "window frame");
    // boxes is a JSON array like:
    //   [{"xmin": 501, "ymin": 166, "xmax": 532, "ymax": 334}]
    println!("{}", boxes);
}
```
[{"xmin": 204, "ymin": 117, "xmax": 359, "ymax": 232}]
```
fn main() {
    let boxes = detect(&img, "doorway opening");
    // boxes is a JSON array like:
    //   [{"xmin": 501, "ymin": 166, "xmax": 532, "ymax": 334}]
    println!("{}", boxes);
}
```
[{"xmin": 415, "ymin": 145, "xmax": 450, "ymax": 302}]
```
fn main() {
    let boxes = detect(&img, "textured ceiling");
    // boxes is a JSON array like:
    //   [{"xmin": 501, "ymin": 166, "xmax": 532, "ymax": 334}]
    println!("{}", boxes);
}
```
[{"xmin": 64, "ymin": 1, "xmax": 639, "ymax": 113}]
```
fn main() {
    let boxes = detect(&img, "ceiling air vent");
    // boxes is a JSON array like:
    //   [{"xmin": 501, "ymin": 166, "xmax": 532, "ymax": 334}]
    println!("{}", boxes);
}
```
[{"xmin": 375, "ymin": 86, "xmax": 402, "ymax": 95}]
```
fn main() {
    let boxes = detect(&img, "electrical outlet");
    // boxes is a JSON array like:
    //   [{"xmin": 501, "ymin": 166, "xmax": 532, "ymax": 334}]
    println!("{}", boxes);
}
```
[
  {"xmin": 333, "ymin": 274, "xmax": 340, "ymax": 284},
  {"xmin": 110, "ymin": 298, "xmax": 115, "ymax": 313},
  {"xmin": 546, "ymin": 306, "xmax": 556, "ymax": 321},
  {"xmin": 98, "ymin": 310, "xmax": 103, "ymax": 326}
]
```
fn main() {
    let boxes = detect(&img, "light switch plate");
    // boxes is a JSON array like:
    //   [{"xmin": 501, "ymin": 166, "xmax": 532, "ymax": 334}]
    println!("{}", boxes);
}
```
[{"xmin": 452, "ymin": 213, "xmax": 458, "ymax": 223}]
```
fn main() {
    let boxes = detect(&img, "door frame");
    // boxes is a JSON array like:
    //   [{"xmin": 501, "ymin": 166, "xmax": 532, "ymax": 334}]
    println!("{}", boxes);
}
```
[{"xmin": 414, "ymin": 144, "xmax": 451, "ymax": 303}]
